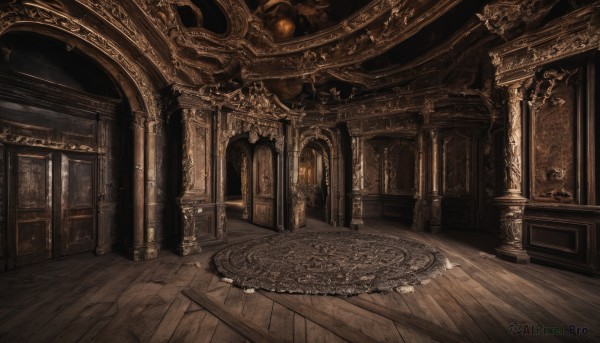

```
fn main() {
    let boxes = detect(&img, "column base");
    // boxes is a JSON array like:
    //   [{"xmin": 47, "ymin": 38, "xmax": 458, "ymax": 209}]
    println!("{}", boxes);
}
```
[
  {"xmin": 95, "ymin": 244, "xmax": 112, "ymax": 256},
  {"xmin": 131, "ymin": 243, "xmax": 159, "ymax": 261},
  {"xmin": 177, "ymin": 242, "xmax": 202, "ymax": 256},
  {"xmin": 496, "ymin": 246, "xmax": 530, "ymax": 264},
  {"xmin": 429, "ymin": 225, "xmax": 442, "ymax": 234},
  {"xmin": 350, "ymin": 220, "xmax": 364, "ymax": 230}
]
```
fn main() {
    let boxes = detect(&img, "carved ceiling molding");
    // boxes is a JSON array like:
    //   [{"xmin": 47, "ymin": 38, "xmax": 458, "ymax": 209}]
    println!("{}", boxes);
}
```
[
  {"xmin": 476, "ymin": 0, "xmax": 560, "ymax": 41},
  {"xmin": 0, "ymin": 1, "xmax": 161, "ymax": 119},
  {"xmin": 238, "ymin": 0, "xmax": 462, "ymax": 80},
  {"xmin": 75, "ymin": 0, "xmax": 172, "ymax": 83},
  {"xmin": 490, "ymin": 2, "xmax": 600, "ymax": 86},
  {"xmin": 243, "ymin": 0, "xmax": 404, "ymax": 52},
  {"xmin": 169, "ymin": 82, "xmax": 305, "ymax": 121},
  {"xmin": 109, "ymin": 0, "xmax": 241, "ymax": 84},
  {"xmin": 326, "ymin": 19, "xmax": 487, "ymax": 90}
]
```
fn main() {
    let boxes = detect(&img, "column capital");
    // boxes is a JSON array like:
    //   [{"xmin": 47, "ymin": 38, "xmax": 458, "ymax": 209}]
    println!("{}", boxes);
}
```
[{"xmin": 132, "ymin": 110, "xmax": 147, "ymax": 130}]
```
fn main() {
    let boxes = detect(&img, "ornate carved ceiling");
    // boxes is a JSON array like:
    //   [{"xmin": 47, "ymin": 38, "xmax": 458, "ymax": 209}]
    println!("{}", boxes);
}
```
[{"xmin": 1, "ymin": 0, "xmax": 592, "ymax": 123}]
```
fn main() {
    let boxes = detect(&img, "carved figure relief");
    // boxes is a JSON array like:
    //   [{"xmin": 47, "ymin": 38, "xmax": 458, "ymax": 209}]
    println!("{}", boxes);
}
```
[{"xmin": 443, "ymin": 133, "xmax": 470, "ymax": 195}]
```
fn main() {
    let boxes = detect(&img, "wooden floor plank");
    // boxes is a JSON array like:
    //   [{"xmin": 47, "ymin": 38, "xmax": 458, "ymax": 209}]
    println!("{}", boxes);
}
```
[
  {"xmin": 269, "ymin": 302, "xmax": 294, "ymax": 343},
  {"xmin": 183, "ymin": 288, "xmax": 282, "ymax": 343},
  {"xmin": 293, "ymin": 313, "xmax": 307, "ymax": 343},
  {"xmin": 342, "ymin": 294, "xmax": 465, "ymax": 343},
  {"xmin": 1, "ymin": 218, "xmax": 600, "ymax": 343},
  {"xmin": 210, "ymin": 285, "xmax": 246, "ymax": 343},
  {"xmin": 259, "ymin": 291, "xmax": 383, "ymax": 343}
]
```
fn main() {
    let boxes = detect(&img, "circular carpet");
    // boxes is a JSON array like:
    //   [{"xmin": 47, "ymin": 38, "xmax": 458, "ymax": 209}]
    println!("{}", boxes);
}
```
[{"xmin": 213, "ymin": 231, "xmax": 447, "ymax": 295}]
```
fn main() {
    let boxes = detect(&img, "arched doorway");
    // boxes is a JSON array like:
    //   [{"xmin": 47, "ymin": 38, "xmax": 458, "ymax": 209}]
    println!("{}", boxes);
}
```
[
  {"xmin": 299, "ymin": 142, "xmax": 329, "ymax": 223},
  {"xmin": 0, "ymin": 32, "xmax": 136, "ymax": 268},
  {"xmin": 295, "ymin": 130, "xmax": 343, "ymax": 230},
  {"xmin": 224, "ymin": 134, "xmax": 280, "ymax": 231},
  {"xmin": 225, "ymin": 139, "xmax": 252, "ymax": 221}
]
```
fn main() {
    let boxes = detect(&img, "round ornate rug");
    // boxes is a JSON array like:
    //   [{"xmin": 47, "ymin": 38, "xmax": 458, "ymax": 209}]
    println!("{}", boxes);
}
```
[{"xmin": 213, "ymin": 231, "xmax": 448, "ymax": 295}]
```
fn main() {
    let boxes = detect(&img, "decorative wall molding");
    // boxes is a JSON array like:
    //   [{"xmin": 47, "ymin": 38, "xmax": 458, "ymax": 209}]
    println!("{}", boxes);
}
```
[
  {"xmin": 0, "ymin": 1, "xmax": 161, "ymax": 119},
  {"xmin": 489, "ymin": 3, "xmax": 600, "ymax": 86}
]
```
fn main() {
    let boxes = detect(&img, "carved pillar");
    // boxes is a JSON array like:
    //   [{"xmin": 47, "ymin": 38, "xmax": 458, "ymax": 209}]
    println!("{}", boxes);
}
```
[
  {"xmin": 276, "ymin": 138, "xmax": 285, "ymax": 232},
  {"xmin": 412, "ymin": 131, "xmax": 425, "ymax": 231},
  {"xmin": 241, "ymin": 151, "xmax": 250, "ymax": 220},
  {"xmin": 495, "ymin": 83, "xmax": 530, "ymax": 264},
  {"xmin": 289, "ymin": 127, "xmax": 303, "ymax": 231},
  {"xmin": 176, "ymin": 108, "xmax": 201, "ymax": 256},
  {"xmin": 131, "ymin": 111, "xmax": 146, "ymax": 260},
  {"xmin": 215, "ymin": 108, "xmax": 226, "ymax": 241},
  {"xmin": 350, "ymin": 136, "xmax": 364, "ymax": 230},
  {"xmin": 428, "ymin": 129, "xmax": 442, "ymax": 233}
]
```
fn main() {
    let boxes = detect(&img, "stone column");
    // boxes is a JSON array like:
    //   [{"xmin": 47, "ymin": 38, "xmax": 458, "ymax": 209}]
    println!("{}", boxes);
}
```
[
  {"xmin": 142, "ymin": 116, "xmax": 159, "ymax": 259},
  {"xmin": 176, "ymin": 108, "xmax": 201, "ymax": 256},
  {"xmin": 131, "ymin": 111, "xmax": 146, "ymax": 260},
  {"xmin": 350, "ymin": 136, "xmax": 364, "ymax": 230},
  {"xmin": 495, "ymin": 83, "xmax": 530, "ymax": 263},
  {"xmin": 428, "ymin": 129, "xmax": 442, "ymax": 233},
  {"xmin": 412, "ymin": 131, "xmax": 425, "ymax": 231}
]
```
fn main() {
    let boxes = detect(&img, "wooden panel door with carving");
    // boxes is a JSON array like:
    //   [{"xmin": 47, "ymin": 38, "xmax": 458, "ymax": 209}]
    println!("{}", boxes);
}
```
[
  {"xmin": 60, "ymin": 153, "xmax": 96, "ymax": 256},
  {"xmin": 252, "ymin": 144, "xmax": 276, "ymax": 229},
  {"xmin": 8, "ymin": 148, "xmax": 53, "ymax": 267}
]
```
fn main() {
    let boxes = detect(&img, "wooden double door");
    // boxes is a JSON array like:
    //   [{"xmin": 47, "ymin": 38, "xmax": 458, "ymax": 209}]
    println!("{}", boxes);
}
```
[{"xmin": 6, "ymin": 147, "xmax": 96, "ymax": 267}]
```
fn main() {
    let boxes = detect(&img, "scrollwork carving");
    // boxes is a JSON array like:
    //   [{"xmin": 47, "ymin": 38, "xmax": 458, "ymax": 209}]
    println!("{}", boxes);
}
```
[
  {"xmin": 528, "ymin": 68, "xmax": 577, "ymax": 110},
  {"xmin": 181, "ymin": 108, "xmax": 196, "ymax": 193},
  {"xmin": 477, "ymin": 0, "xmax": 560, "ymax": 40}
]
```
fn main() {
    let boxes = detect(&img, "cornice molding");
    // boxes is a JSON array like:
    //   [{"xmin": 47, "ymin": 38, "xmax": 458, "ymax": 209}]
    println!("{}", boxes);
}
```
[{"xmin": 490, "ymin": 2, "xmax": 600, "ymax": 86}]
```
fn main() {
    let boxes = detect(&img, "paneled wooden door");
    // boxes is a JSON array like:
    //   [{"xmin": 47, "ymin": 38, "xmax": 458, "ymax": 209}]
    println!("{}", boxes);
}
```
[
  {"xmin": 8, "ymin": 148, "xmax": 53, "ymax": 267},
  {"xmin": 60, "ymin": 153, "xmax": 96, "ymax": 256},
  {"xmin": 7, "ymin": 148, "xmax": 97, "ymax": 267},
  {"xmin": 252, "ymin": 144, "xmax": 276, "ymax": 229}
]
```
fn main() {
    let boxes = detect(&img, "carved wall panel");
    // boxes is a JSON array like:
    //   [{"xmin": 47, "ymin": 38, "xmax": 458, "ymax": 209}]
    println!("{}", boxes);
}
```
[
  {"xmin": 193, "ymin": 125, "xmax": 209, "ymax": 194},
  {"xmin": 384, "ymin": 140, "xmax": 415, "ymax": 195},
  {"xmin": 363, "ymin": 140, "xmax": 381, "ymax": 195},
  {"xmin": 531, "ymin": 72, "xmax": 577, "ymax": 202},
  {"xmin": 524, "ymin": 206, "xmax": 598, "ymax": 275},
  {"xmin": 180, "ymin": 109, "xmax": 212, "ymax": 200},
  {"xmin": 443, "ymin": 133, "xmax": 471, "ymax": 196}
]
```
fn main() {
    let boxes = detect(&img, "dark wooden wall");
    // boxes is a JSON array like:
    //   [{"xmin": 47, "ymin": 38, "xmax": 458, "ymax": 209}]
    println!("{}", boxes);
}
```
[
  {"xmin": 523, "ymin": 56, "xmax": 600, "ymax": 276},
  {"xmin": 362, "ymin": 138, "xmax": 415, "ymax": 224}
]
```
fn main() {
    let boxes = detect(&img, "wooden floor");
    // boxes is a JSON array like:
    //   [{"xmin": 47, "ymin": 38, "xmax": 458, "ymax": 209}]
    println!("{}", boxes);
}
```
[{"xmin": 1, "ymin": 212, "xmax": 600, "ymax": 343}]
